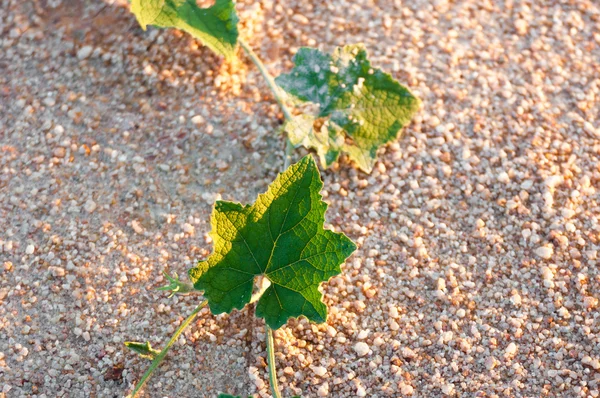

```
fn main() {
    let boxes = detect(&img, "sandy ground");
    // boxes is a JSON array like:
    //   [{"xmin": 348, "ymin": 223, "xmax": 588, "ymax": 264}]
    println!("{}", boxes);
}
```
[{"xmin": 1, "ymin": 0, "xmax": 600, "ymax": 397}]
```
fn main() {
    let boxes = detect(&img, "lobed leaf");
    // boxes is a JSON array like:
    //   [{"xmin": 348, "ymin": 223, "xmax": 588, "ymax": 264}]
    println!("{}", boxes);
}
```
[
  {"xmin": 189, "ymin": 155, "xmax": 356, "ymax": 330},
  {"xmin": 130, "ymin": 0, "xmax": 239, "ymax": 60},
  {"xmin": 276, "ymin": 44, "xmax": 420, "ymax": 173}
]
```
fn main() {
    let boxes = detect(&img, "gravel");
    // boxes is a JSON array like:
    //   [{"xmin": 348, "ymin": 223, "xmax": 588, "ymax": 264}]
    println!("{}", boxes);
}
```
[{"xmin": 1, "ymin": 0, "xmax": 600, "ymax": 397}]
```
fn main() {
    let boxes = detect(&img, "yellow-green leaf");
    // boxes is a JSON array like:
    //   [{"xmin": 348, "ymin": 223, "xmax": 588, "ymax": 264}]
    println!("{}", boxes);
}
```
[
  {"xmin": 130, "ymin": 0, "xmax": 239, "ymax": 60},
  {"xmin": 276, "ymin": 44, "xmax": 420, "ymax": 173},
  {"xmin": 124, "ymin": 341, "xmax": 160, "ymax": 360}
]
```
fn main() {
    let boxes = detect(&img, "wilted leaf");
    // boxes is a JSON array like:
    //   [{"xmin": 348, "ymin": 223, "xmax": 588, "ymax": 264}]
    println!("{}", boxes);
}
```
[{"xmin": 276, "ymin": 44, "xmax": 420, "ymax": 172}]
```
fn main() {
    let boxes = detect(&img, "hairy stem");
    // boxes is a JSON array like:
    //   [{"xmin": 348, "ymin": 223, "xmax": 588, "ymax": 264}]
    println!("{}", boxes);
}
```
[
  {"xmin": 239, "ymin": 39, "xmax": 293, "ymax": 121},
  {"xmin": 130, "ymin": 300, "xmax": 208, "ymax": 397},
  {"xmin": 266, "ymin": 326, "xmax": 283, "ymax": 398},
  {"xmin": 239, "ymin": 39, "xmax": 295, "ymax": 169}
]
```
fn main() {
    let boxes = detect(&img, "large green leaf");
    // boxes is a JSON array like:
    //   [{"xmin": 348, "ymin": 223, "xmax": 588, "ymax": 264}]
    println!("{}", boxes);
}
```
[
  {"xmin": 276, "ymin": 44, "xmax": 420, "ymax": 173},
  {"xmin": 189, "ymin": 156, "xmax": 356, "ymax": 330},
  {"xmin": 130, "ymin": 0, "xmax": 239, "ymax": 60}
]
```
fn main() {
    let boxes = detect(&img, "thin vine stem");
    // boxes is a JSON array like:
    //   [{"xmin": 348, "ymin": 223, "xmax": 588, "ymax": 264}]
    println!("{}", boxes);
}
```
[
  {"xmin": 131, "ymin": 300, "xmax": 208, "ymax": 397},
  {"xmin": 239, "ymin": 38, "xmax": 294, "ymax": 121},
  {"xmin": 266, "ymin": 326, "xmax": 283, "ymax": 398},
  {"xmin": 239, "ymin": 38, "xmax": 295, "ymax": 170}
]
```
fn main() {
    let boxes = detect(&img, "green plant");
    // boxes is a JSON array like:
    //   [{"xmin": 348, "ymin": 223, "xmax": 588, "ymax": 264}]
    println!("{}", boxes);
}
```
[
  {"xmin": 127, "ymin": 156, "xmax": 354, "ymax": 397},
  {"xmin": 125, "ymin": 0, "xmax": 419, "ymax": 397}
]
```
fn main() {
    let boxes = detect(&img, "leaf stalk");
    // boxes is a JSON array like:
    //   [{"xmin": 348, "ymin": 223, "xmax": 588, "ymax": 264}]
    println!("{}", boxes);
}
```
[
  {"xmin": 266, "ymin": 326, "xmax": 283, "ymax": 398},
  {"xmin": 239, "ymin": 39, "xmax": 293, "ymax": 121},
  {"xmin": 239, "ymin": 38, "xmax": 295, "ymax": 169},
  {"xmin": 129, "ymin": 300, "xmax": 208, "ymax": 397}
]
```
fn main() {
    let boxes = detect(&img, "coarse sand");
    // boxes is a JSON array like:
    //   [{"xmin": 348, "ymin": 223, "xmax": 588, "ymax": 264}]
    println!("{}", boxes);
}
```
[{"xmin": 1, "ymin": 0, "xmax": 600, "ymax": 397}]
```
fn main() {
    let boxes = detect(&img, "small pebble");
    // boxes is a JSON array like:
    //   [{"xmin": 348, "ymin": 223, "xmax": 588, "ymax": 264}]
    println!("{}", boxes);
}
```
[
  {"xmin": 354, "ymin": 342, "xmax": 370, "ymax": 357},
  {"xmin": 84, "ymin": 199, "xmax": 97, "ymax": 213},
  {"xmin": 77, "ymin": 46, "xmax": 93, "ymax": 60},
  {"xmin": 535, "ymin": 246, "xmax": 553, "ymax": 259},
  {"xmin": 311, "ymin": 365, "xmax": 327, "ymax": 377},
  {"xmin": 53, "ymin": 147, "xmax": 66, "ymax": 158},
  {"xmin": 400, "ymin": 383, "xmax": 414, "ymax": 395},
  {"xmin": 356, "ymin": 385, "xmax": 367, "ymax": 397},
  {"xmin": 131, "ymin": 220, "xmax": 144, "ymax": 234},
  {"xmin": 182, "ymin": 223, "xmax": 194, "ymax": 234},
  {"xmin": 504, "ymin": 342, "xmax": 518, "ymax": 358},
  {"xmin": 317, "ymin": 382, "xmax": 329, "ymax": 397},
  {"xmin": 191, "ymin": 115, "xmax": 205, "ymax": 125},
  {"xmin": 514, "ymin": 19, "xmax": 528, "ymax": 35}
]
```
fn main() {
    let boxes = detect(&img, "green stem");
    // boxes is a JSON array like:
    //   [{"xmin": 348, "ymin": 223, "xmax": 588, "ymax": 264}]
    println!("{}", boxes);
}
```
[
  {"xmin": 266, "ymin": 326, "xmax": 283, "ymax": 398},
  {"xmin": 239, "ymin": 39, "xmax": 294, "ymax": 121},
  {"xmin": 131, "ymin": 300, "xmax": 208, "ymax": 397},
  {"xmin": 239, "ymin": 39, "xmax": 295, "ymax": 170}
]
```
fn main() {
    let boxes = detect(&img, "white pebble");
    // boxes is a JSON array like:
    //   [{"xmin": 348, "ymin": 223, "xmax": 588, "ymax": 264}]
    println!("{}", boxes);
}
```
[
  {"xmin": 317, "ymin": 382, "xmax": 329, "ymax": 397},
  {"xmin": 535, "ymin": 246, "xmax": 553, "ymax": 259},
  {"xmin": 354, "ymin": 342, "xmax": 370, "ymax": 357},
  {"xmin": 511, "ymin": 293, "xmax": 522, "ymax": 306},
  {"xmin": 436, "ymin": 278, "xmax": 446, "ymax": 291},
  {"xmin": 50, "ymin": 267, "xmax": 65, "ymax": 277},
  {"xmin": 504, "ymin": 342, "xmax": 518, "ymax": 358},
  {"xmin": 25, "ymin": 244, "xmax": 35, "ymax": 255},
  {"xmin": 191, "ymin": 115, "xmax": 205, "ymax": 125},
  {"xmin": 84, "ymin": 199, "xmax": 97, "ymax": 213},
  {"xmin": 497, "ymin": 172, "xmax": 509, "ymax": 183},
  {"xmin": 541, "ymin": 266, "xmax": 554, "ymax": 280},
  {"xmin": 582, "ymin": 356, "xmax": 600, "ymax": 370},
  {"xmin": 400, "ymin": 383, "xmax": 414, "ymax": 395},
  {"xmin": 311, "ymin": 365, "xmax": 327, "ymax": 377},
  {"xmin": 77, "ymin": 46, "xmax": 93, "ymax": 60},
  {"xmin": 183, "ymin": 223, "xmax": 195, "ymax": 234},
  {"xmin": 544, "ymin": 175, "xmax": 563, "ymax": 189},
  {"xmin": 514, "ymin": 19, "xmax": 528, "ymax": 35},
  {"xmin": 356, "ymin": 385, "xmax": 367, "ymax": 397},
  {"xmin": 442, "ymin": 383, "xmax": 454, "ymax": 395}
]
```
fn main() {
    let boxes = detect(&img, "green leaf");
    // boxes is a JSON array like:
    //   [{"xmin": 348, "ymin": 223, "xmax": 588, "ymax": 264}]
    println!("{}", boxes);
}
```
[
  {"xmin": 276, "ymin": 44, "xmax": 420, "ymax": 173},
  {"xmin": 124, "ymin": 341, "xmax": 160, "ymax": 360},
  {"xmin": 130, "ymin": 0, "xmax": 239, "ymax": 60},
  {"xmin": 189, "ymin": 155, "xmax": 356, "ymax": 330}
]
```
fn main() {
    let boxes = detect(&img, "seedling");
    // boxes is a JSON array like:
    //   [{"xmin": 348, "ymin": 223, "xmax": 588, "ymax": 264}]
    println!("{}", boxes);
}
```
[
  {"xmin": 125, "ymin": 0, "xmax": 419, "ymax": 396},
  {"xmin": 127, "ymin": 157, "xmax": 355, "ymax": 397}
]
